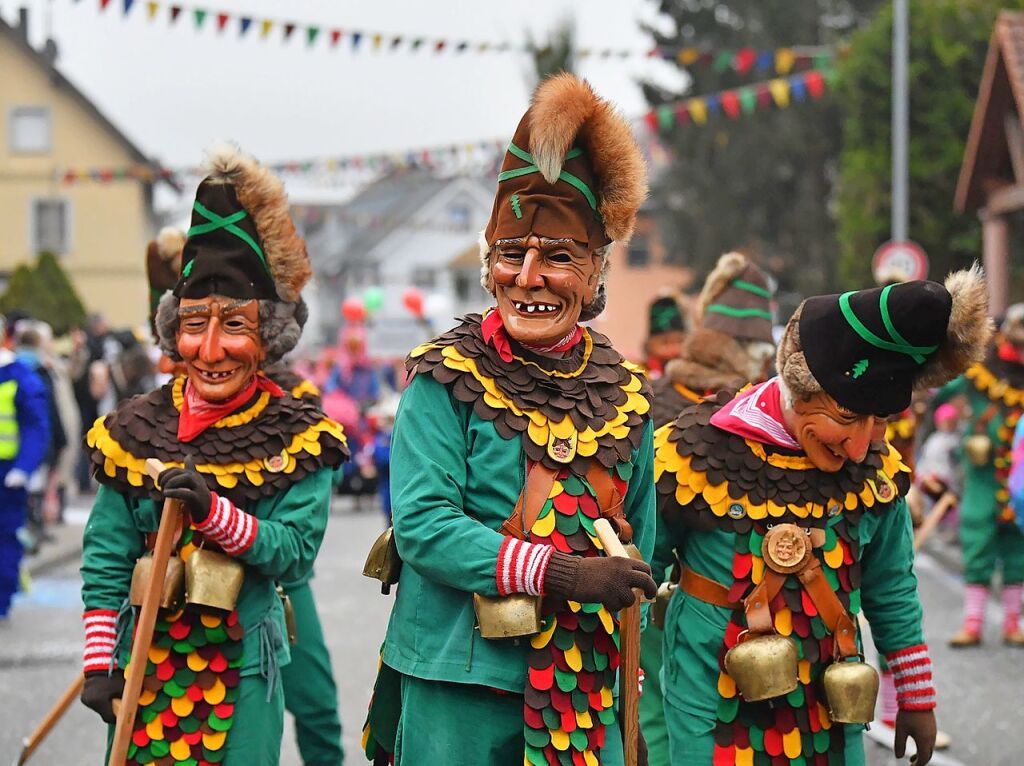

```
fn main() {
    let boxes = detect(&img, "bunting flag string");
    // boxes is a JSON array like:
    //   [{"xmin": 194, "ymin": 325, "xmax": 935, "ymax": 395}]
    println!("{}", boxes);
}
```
[
  {"xmin": 642, "ymin": 68, "xmax": 837, "ymax": 132},
  {"xmin": 72, "ymin": 0, "xmax": 835, "ymax": 72}
]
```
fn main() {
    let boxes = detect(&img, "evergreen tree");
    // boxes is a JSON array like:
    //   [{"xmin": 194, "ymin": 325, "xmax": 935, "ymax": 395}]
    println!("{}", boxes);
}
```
[{"xmin": 0, "ymin": 252, "xmax": 87, "ymax": 335}]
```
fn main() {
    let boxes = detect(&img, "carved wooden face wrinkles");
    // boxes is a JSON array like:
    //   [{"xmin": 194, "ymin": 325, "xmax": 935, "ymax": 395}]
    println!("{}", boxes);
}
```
[
  {"xmin": 490, "ymin": 234, "xmax": 602, "ymax": 347},
  {"xmin": 177, "ymin": 296, "xmax": 264, "ymax": 402},
  {"xmin": 789, "ymin": 391, "xmax": 885, "ymax": 473}
]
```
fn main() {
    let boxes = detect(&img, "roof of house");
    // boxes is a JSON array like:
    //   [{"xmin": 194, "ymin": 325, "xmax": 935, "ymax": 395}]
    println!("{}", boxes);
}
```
[
  {"xmin": 955, "ymin": 11, "xmax": 1024, "ymax": 212},
  {"xmin": 448, "ymin": 241, "xmax": 481, "ymax": 269},
  {"xmin": 0, "ymin": 15, "xmax": 174, "ymax": 190}
]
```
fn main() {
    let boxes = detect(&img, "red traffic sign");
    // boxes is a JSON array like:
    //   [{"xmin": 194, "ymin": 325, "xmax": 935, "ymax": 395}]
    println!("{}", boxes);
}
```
[{"xmin": 872, "ymin": 240, "xmax": 929, "ymax": 284}]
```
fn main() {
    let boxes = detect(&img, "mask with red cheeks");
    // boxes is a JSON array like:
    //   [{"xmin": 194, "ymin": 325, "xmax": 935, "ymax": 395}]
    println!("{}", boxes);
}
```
[
  {"xmin": 787, "ymin": 391, "xmax": 884, "ymax": 473},
  {"xmin": 490, "ymin": 234, "xmax": 602, "ymax": 347},
  {"xmin": 176, "ymin": 296, "xmax": 264, "ymax": 402}
]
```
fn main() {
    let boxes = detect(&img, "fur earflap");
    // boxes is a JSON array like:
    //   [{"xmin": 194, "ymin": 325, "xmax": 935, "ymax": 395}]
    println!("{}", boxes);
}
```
[
  {"xmin": 202, "ymin": 142, "xmax": 310, "ymax": 303},
  {"xmin": 913, "ymin": 264, "xmax": 993, "ymax": 389},
  {"xmin": 694, "ymin": 251, "xmax": 748, "ymax": 324},
  {"xmin": 147, "ymin": 227, "xmax": 185, "ymax": 297},
  {"xmin": 776, "ymin": 305, "xmax": 824, "ymax": 400},
  {"xmin": 528, "ymin": 74, "xmax": 648, "ymax": 242}
]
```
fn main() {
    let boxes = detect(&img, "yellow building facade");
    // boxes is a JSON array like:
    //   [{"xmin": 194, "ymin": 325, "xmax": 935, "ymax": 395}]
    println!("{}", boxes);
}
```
[{"xmin": 0, "ymin": 14, "xmax": 163, "ymax": 329}]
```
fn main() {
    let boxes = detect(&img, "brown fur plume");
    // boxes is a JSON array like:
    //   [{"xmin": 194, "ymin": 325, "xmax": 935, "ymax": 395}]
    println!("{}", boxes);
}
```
[
  {"xmin": 203, "ymin": 142, "xmax": 310, "ymax": 303},
  {"xmin": 914, "ymin": 263, "xmax": 993, "ymax": 389},
  {"xmin": 146, "ymin": 227, "xmax": 185, "ymax": 294},
  {"xmin": 776, "ymin": 305, "xmax": 823, "ymax": 399},
  {"xmin": 528, "ymin": 74, "xmax": 648, "ymax": 242},
  {"xmin": 694, "ymin": 251, "xmax": 749, "ymax": 325}
]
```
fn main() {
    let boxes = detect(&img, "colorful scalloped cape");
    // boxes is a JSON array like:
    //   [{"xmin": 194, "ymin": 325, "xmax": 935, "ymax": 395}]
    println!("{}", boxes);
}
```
[
  {"xmin": 966, "ymin": 362, "xmax": 1024, "ymax": 522},
  {"xmin": 654, "ymin": 393, "xmax": 911, "ymax": 766},
  {"xmin": 85, "ymin": 376, "xmax": 348, "ymax": 506},
  {"xmin": 125, "ymin": 527, "xmax": 242, "ymax": 766},
  {"xmin": 407, "ymin": 314, "xmax": 652, "ymax": 473}
]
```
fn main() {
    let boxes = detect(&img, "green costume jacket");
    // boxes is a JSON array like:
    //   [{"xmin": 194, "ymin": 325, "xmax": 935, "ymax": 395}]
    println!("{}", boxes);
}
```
[{"xmin": 653, "ymin": 390, "xmax": 925, "ymax": 765}]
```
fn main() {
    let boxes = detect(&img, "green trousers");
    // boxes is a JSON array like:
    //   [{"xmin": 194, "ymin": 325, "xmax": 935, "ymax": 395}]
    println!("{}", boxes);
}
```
[
  {"xmin": 663, "ymin": 697, "xmax": 865, "ymax": 765},
  {"xmin": 105, "ymin": 674, "xmax": 284, "ymax": 765},
  {"xmin": 281, "ymin": 581, "xmax": 344, "ymax": 765},
  {"xmin": 394, "ymin": 675, "xmax": 625, "ymax": 766},
  {"xmin": 639, "ymin": 626, "xmax": 669, "ymax": 766},
  {"xmin": 960, "ymin": 468, "xmax": 1024, "ymax": 584}
]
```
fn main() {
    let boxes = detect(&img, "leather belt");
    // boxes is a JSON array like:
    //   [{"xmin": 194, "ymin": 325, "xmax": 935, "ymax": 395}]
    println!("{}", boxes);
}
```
[{"xmin": 680, "ymin": 567, "xmax": 741, "ymax": 609}]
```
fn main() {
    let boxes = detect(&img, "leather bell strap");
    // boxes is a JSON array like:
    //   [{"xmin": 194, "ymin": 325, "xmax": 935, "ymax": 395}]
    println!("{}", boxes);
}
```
[
  {"xmin": 680, "ymin": 568, "xmax": 741, "ymax": 609},
  {"xmin": 742, "ymin": 570, "xmax": 786, "ymax": 635},
  {"xmin": 796, "ymin": 556, "xmax": 859, "ymax": 659}
]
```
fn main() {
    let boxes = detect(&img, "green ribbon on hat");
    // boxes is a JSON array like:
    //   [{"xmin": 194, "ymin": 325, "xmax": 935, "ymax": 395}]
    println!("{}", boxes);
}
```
[
  {"xmin": 838, "ymin": 284, "xmax": 937, "ymax": 364},
  {"xmin": 185, "ymin": 200, "xmax": 270, "ymax": 276},
  {"xmin": 498, "ymin": 143, "xmax": 602, "ymax": 220}
]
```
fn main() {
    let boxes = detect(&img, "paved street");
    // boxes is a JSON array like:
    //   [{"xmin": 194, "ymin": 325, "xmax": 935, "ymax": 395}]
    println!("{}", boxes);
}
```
[{"xmin": 1, "ymin": 499, "xmax": 1022, "ymax": 765}]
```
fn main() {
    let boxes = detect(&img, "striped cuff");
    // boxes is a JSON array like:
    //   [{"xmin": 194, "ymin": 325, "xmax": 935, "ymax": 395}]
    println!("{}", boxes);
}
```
[
  {"xmin": 194, "ymin": 493, "xmax": 258, "ymax": 556},
  {"xmin": 885, "ymin": 644, "xmax": 937, "ymax": 711},
  {"xmin": 496, "ymin": 537, "xmax": 555, "ymax": 597},
  {"xmin": 83, "ymin": 609, "xmax": 117, "ymax": 674}
]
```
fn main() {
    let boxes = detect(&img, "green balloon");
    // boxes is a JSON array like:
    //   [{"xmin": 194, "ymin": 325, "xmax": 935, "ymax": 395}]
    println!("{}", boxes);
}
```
[{"xmin": 363, "ymin": 287, "xmax": 385, "ymax": 313}]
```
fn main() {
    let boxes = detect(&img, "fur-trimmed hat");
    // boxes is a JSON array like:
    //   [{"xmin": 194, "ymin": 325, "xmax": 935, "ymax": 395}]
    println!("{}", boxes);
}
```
[
  {"xmin": 146, "ymin": 227, "xmax": 185, "ymax": 335},
  {"xmin": 777, "ymin": 265, "xmax": 992, "ymax": 416},
  {"xmin": 693, "ymin": 251, "xmax": 774, "ymax": 344},
  {"xmin": 648, "ymin": 295, "xmax": 685, "ymax": 337},
  {"xmin": 479, "ymin": 74, "xmax": 647, "ymax": 293},
  {"xmin": 175, "ymin": 143, "xmax": 310, "ymax": 304}
]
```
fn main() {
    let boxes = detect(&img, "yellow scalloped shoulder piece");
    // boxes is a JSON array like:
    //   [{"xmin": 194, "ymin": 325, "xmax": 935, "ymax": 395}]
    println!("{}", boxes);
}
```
[
  {"xmin": 410, "ymin": 342, "xmax": 439, "ymax": 359},
  {"xmin": 291, "ymin": 379, "xmax": 321, "ymax": 400},
  {"xmin": 967, "ymin": 363, "xmax": 1024, "ymax": 407},
  {"xmin": 170, "ymin": 376, "xmax": 272, "ymax": 428}
]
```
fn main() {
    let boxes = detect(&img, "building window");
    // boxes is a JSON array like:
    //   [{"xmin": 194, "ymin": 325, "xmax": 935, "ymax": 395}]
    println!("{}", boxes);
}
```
[
  {"xmin": 627, "ymin": 236, "xmax": 650, "ymax": 268},
  {"xmin": 9, "ymin": 106, "xmax": 52, "ymax": 154},
  {"xmin": 410, "ymin": 266, "xmax": 437, "ymax": 290},
  {"xmin": 31, "ymin": 198, "xmax": 71, "ymax": 254},
  {"xmin": 448, "ymin": 202, "xmax": 471, "ymax": 229},
  {"xmin": 454, "ymin": 271, "xmax": 472, "ymax": 302}
]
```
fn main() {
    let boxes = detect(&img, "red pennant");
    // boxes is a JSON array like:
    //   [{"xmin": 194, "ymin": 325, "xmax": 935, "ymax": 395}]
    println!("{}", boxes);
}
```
[
  {"xmin": 643, "ymin": 111, "xmax": 658, "ymax": 133},
  {"xmin": 216, "ymin": 13, "xmax": 229, "ymax": 31},
  {"xmin": 720, "ymin": 90, "xmax": 741, "ymax": 118},
  {"xmin": 434, "ymin": 40, "xmax": 446, "ymax": 53},
  {"xmin": 330, "ymin": 29, "xmax": 342, "ymax": 46},
  {"xmin": 62, "ymin": 170, "xmax": 76, "ymax": 184},
  {"xmin": 805, "ymin": 70, "xmax": 826, "ymax": 99},
  {"xmin": 100, "ymin": 0, "xmax": 112, "ymax": 9},
  {"xmin": 756, "ymin": 84, "xmax": 772, "ymax": 109},
  {"xmin": 674, "ymin": 104, "xmax": 691, "ymax": 124},
  {"xmin": 734, "ymin": 47, "xmax": 757, "ymax": 73}
]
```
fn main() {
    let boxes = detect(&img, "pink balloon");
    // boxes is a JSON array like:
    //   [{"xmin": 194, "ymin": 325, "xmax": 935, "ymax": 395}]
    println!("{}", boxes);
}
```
[
  {"xmin": 342, "ymin": 297, "xmax": 366, "ymax": 323},
  {"xmin": 402, "ymin": 288, "xmax": 424, "ymax": 318}
]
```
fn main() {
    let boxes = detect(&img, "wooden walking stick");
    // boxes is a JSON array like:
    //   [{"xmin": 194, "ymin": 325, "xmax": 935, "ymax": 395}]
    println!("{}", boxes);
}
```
[
  {"xmin": 913, "ymin": 491, "xmax": 958, "ymax": 552},
  {"xmin": 14, "ymin": 675, "xmax": 85, "ymax": 765},
  {"xmin": 107, "ymin": 458, "xmax": 181, "ymax": 766},
  {"xmin": 593, "ymin": 518, "xmax": 641, "ymax": 766}
]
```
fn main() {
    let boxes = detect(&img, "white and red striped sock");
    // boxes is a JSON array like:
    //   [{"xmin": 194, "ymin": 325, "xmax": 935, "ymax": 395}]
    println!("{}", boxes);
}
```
[
  {"xmin": 885, "ymin": 644, "xmax": 937, "ymax": 711},
  {"xmin": 194, "ymin": 493, "xmax": 258, "ymax": 556},
  {"xmin": 1002, "ymin": 583, "xmax": 1023, "ymax": 635},
  {"xmin": 82, "ymin": 609, "xmax": 117, "ymax": 674},
  {"xmin": 879, "ymin": 669, "xmax": 898, "ymax": 726},
  {"xmin": 963, "ymin": 583, "xmax": 988, "ymax": 636},
  {"xmin": 495, "ymin": 537, "xmax": 555, "ymax": 597}
]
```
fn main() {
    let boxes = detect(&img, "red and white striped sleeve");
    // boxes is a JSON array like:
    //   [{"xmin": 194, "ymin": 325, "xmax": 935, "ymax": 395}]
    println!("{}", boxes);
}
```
[
  {"xmin": 194, "ymin": 493, "xmax": 258, "ymax": 556},
  {"xmin": 885, "ymin": 644, "xmax": 937, "ymax": 711},
  {"xmin": 496, "ymin": 537, "xmax": 555, "ymax": 597},
  {"xmin": 83, "ymin": 609, "xmax": 118, "ymax": 674}
]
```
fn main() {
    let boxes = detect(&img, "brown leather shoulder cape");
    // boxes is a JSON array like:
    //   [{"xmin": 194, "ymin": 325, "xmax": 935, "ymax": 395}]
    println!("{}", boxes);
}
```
[
  {"xmin": 406, "ymin": 313, "xmax": 652, "ymax": 472},
  {"xmin": 85, "ymin": 376, "xmax": 348, "ymax": 506}
]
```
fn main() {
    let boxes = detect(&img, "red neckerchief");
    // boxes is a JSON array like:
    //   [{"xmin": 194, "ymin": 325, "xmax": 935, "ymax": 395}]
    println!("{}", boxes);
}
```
[
  {"xmin": 178, "ymin": 374, "xmax": 284, "ymax": 443},
  {"xmin": 999, "ymin": 341, "xmax": 1023, "ymax": 364},
  {"xmin": 480, "ymin": 309, "xmax": 583, "ymax": 363},
  {"xmin": 709, "ymin": 377, "xmax": 801, "ymax": 450}
]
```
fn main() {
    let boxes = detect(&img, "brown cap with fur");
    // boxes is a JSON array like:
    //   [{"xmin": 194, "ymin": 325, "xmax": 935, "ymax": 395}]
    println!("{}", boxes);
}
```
[
  {"xmin": 484, "ymin": 74, "xmax": 647, "ymax": 250},
  {"xmin": 146, "ymin": 227, "xmax": 185, "ymax": 334},
  {"xmin": 694, "ymin": 252, "xmax": 774, "ymax": 344}
]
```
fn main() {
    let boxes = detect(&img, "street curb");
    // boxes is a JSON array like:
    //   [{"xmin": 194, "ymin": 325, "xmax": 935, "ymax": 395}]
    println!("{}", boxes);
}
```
[{"xmin": 26, "ymin": 543, "xmax": 83, "ymax": 578}]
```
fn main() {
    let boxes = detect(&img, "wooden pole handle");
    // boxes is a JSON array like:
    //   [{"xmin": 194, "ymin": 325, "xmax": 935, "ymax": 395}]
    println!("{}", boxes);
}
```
[
  {"xmin": 913, "ymin": 492, "xmax": 957, "ymax": 552},
  {"xmin": 16, "ymin": 675, "xmax": 85, "ymax": 765},
  {"xmin": 107, "ymin": 458, "xmax": 178, "ymax": 766}
]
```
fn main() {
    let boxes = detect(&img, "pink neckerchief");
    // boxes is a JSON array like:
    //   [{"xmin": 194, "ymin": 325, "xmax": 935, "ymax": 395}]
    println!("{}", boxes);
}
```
[
  {"xmin": 709, "ymin": 377, "xmax": 801, "ymax": 450},
  {"xmin": 178, "ymin": 374, "xmax": 284, "ymax": 443},
  {"xmin": 480, "ymin": 309, "xmax": 583, "ymax": 363}
]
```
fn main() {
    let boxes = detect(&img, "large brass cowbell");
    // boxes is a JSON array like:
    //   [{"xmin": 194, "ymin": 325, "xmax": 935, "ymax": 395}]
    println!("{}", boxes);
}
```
[
  {"xmin": 823, "ymin": 657, "xmax": 879, "ymax": 724},
  {"xmin": 473, "ymin": 593, "xmax": 543, "ymax": 639},
  {"xmin": 130, "ymin": 553, "xmax": 185, "ymax": 611},
  {"xmin": 362, "ymin": 527, "xmax": 402, "ymax": 594},
  {"xmin": 723, "ymin": 633, "xmax": 800, "ymax": 701},
  {"xmin": 185, "ymin": 548, "xmax": 244, "ymax": 611}
]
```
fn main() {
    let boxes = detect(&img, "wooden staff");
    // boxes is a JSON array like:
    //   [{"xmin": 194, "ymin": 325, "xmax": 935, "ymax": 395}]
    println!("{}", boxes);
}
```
[
  {"xmin": 593, "ymin": 518, "xmax": 641, "ymax": 766},
  {"xmin": 913, "ymin": 491, "xmax": 958, "ymax": 552},
  {"xmin": 14, "ymin": 675, "xmax": 85, "ymax": 765},
  {"xmin": 107, "ymin": 458, "xmax": 181, "ymax": 766}
]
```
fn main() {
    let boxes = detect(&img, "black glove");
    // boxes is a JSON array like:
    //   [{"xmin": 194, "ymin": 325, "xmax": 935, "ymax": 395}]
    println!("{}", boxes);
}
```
[
  {"xmin": 894, "ymin": 709, "xmax": 937, "ymax": 766},
  {"xmin": 157, "ymin": 457, "xmax": 212, "ymax": 523},
  {"xmin": 81, "ymin": 669, "xmax": 124, "ymax": 724},
  {"xmin": 543, "ymin": 552, "xmax": 658, "ymax": 611}
]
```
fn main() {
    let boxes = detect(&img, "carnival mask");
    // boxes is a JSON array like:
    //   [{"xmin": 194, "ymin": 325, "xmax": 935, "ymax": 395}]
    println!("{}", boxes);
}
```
[
  {"xmin": 787, "ymin": 391, "xmax": 886, "ymax": 473},
  {"xmin": 490, "ymin": 234, "xmax": 602, "ymax": 347},
  {"xmin": 177, "ymin": 295, "xmax": 264, "ymax": 402}
]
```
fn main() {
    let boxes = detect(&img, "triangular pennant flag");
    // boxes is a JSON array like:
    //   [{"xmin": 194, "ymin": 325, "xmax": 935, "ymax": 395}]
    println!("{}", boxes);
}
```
[
  {"xmin": 775, "ymin": 48, "xmax": 796, "ymax": 74},
  {"xmin": 643, "ymin": 111, "xmax": 658, "ymax": 134},
  {"xmin": 456, "ymin": 41, "xmax": 469, "ymax": 53},
  {"xmin": 687, "ymin": 98, "xmax": 708, "ymax": 125},
  {"xmin": 713, "ymin": 50, "xmax": 733, "ymax": 72},
  {"xmin": 146, "ymin": 1, "xmax": 158, "ymax": 20},
  {"xmin": 100, "ymin": 0, "xmax": 113, "ymax": 11},
  {"xmin": 599, "ymin": 48, "xmax": 613, "ymax": 59},
  {"xmin": 813, "ymin": 53, "xmax": 831, "ymax": 69},
  {"xmin": 169, "ymin": 4, "xmax": 181, "ymax": 22},
  {"xmin": 434, "ymin": 40, "xmax": 446, "ymax": 53},
  {"xmin": 330, "ymin": 29, "xmax": 342, "ymax": 46},
  {"xmin": 755, "ymin": 50, "xmax": 774, "ymax": 72},
  {"xmin": 260, "ymin": 19, "xmax": 273, "ymax": 37},
  {"xmin": 307, "ymin": 26, "xmax": 320, "ymax": 46},
  {"xmin": 655, "ymin": 105, "xmax": 675, "ymax": 132},
  {"xmin": 411, "ymin": 38, "xmax": 424, "ymax": 50},
  {"xmin": 674, "ymin": 103, "xmax": 691, "ymax": 125},
  {"xmin": 790, "ymin": 76, "xmax": 807, "ymax": 102},
  {"xmin": 705, "ymin": 95, "xmax": 721, "ymax": 115},
  {"xmin": 216, "ymin": 13, "xmax": 229, "ymax": 32},
  {"xmin": 193, "ymin": 8, "xmax": 206, "ymax": 28},
  {"xmin": 734, "ymin": 47, "xmax": 756, "ymax": 74},
  {"xmin": 738, "ymin": 87, "xmax": 757, "ymax": 114},
  {"xmin": 768, "ymin": 78, "xmax": 790, "ymax": 108},
  {"xmin": 351, "ymin": 31, "xmax": 362, "ymax": 49},
  {"xmin": 577, "ymin": 47, "xmax": 592, "ymax": 58},
  {"xmin": 755, "ymin": 84, "xmax": 772, "ymax": 109},
  {"xmin": 283, "ymin": 22, "xmax": 296, "ymax": 40},
  {"xmin": 123, "ymin": 0, "xmax": 135, "ymax": 15},
  {"xmin": 239, "ymin": 16, "xmax": 251, "ymax": 35},
  {"xmin": 372, "ymin": 33, "xmax": 382, "ymax": 50},
  {"xmin": 804, "ymin": 70, "xmax": 826, "ymax": 99},
  {"xmin": 720, "ymin": 90, "xmax": 740, "ymax": 118},
  {"xmin": 477, "ymin": 42, "xmax": 489, "ymax": 52},
  {"xmin": 677, "ymin": 47, "xmax": 700, "ymax": 66},
  {"xmin": 390, "ymin": 35, "xmax": 402, "ymax": 49}
]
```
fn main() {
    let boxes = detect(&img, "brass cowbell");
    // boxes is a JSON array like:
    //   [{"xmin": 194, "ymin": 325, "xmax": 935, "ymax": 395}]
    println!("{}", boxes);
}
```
[
  {"xmin": 185, "ymin": 547, "xmax": 244, "ymax": 611},
  {"xmin": 964, "ymin": 434, "xmax": 992, "ymax": 467},
  {"xmin": 130, "ymin": 553, "xmax": 185, "ymax": 611},
  {"xmin": 823, "ymin": 658, "xmax": 879, "ymax": 724},
  {"xmin": 723, "ymin": 633, "xmax": 800, "ymax": 701},
  {"xmin": 362, "ymin": 527, "xmax": 402, "ymax": 595},
  {"xmin": 473, "ymin": 593, "xmax": 543, "ymax": 639}
]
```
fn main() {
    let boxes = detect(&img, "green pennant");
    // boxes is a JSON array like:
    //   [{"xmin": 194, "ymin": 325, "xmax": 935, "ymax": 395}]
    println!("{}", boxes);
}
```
[
  {"xmin": 738, "ymin": 87, "xmax": 757, "ymax": 114},
  {"xmin": 193, "ymin": 8, "xmax": 206, "ymax": 28},
  {"xmin": 713, "ymin": 49, "xmax": 734, "ymax": 71},
  {"xmin": 307, "ymin": 26, "xmax": 320, "ymax": 45},
  {"xmin": 656, "ymin": 104, "xmax": 675, "ymax": 132}
]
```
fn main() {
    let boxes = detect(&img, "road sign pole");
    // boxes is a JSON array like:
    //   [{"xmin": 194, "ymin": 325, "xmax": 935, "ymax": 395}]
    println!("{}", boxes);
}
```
[{"xmin": 892, "ymin": 0, "xmax": 909, "ymax": 242}]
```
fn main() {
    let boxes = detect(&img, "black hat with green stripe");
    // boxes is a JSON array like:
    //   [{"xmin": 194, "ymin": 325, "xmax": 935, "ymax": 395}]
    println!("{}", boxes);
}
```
[
  {"xmin": 778, "ymin": 267, "xmax": 993, "ymax": 417},
  {"xmin": 648, "ymin": 296, "xmax": 685, "ymax": 336},
  {"xmin": 697, "ymin": 253, "xmax": 774, "ymax": 344}
]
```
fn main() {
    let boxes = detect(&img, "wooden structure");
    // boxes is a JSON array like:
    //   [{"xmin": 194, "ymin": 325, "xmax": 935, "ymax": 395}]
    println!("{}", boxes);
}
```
[{"xmin": 955, "ymin": 11, "xmax": 1024, "ymax": 316}]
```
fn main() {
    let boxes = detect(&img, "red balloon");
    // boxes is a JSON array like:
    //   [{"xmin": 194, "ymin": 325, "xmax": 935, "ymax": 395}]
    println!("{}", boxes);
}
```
[
  {"xmin": 342, "ymin": 297, "xmax": 366, "ymax": 323},
  {"xmin": 402, "ymin": 288, "xmax": 424, "ymax": 318}
]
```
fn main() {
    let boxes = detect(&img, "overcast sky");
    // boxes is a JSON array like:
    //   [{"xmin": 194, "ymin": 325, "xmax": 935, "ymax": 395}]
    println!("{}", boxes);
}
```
[{"xmin": 3, "ymin": 0, "xmax": 680, "ymax": 193}]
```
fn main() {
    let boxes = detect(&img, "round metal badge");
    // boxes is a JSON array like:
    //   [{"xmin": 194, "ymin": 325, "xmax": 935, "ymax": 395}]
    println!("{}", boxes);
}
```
[
  {"xmin": 264, "ymin": 450, "xmax": 289, "ymax": 473},
  {"xmin": 761, "ymin": 523, "xmax": 812, "ymax": 574}
]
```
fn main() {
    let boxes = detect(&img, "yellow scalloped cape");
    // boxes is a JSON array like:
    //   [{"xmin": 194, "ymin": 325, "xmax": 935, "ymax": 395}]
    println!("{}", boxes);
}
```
[{"xmin": 967, "ymin": 363, "xmax": 1024, "ymax": 407}]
